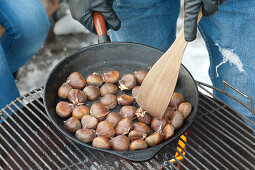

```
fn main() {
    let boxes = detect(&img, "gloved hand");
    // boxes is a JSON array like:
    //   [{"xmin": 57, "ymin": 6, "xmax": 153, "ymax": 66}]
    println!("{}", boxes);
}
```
[
  {"xmin": 184, "ymin": 0, "xmax": 225, "ymax": 42},
  {"xmin": 69, "ymin": 0, "xmax": 121, "ymax": 34}
]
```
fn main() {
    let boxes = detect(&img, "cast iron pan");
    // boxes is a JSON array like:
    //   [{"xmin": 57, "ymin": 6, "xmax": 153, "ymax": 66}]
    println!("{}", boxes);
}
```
[{"xmin": 43, "ymin": 13, "xmax": 199, "ymax": 161}]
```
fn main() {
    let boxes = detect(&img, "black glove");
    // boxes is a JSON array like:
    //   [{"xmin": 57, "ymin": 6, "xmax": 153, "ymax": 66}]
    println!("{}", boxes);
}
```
[
  {"xmin": 69, "ymin": 0, "xmax": 121, "ymax": 34},
  {"xmin": 184, "ymin": 0, "xmax": 225, "ymax": 42}
]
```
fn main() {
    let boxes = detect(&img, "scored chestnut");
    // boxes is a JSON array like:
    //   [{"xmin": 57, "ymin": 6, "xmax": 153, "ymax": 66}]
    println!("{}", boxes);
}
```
[
  {"xmin": 66, "ymin": 72, "xmax": 86, "ymax": 89},
  {"xmin": 100, "ymin": 83, "xmax": 118, "ymax": 96},
  {"xmin": 100, "ymin": 94, "xmax": 117, "ymax": 109},
  {"xmin": 116, "ymin": 117, "xmax": 133, "ymax": 135},
  {"xmin": 135, "ymin": 107, "xmax": 151, "ymax": 125},
  {"xmin": 133, "ymin": 70, "xmax": 148, "ymax": 85},
  {"xmin": 96, "ymin": 120, "xmax": 115, "ymax": 138},
  {"xmin": 81, "ymin": 115, "xmax": 98, "ymax": 129},
  {"xmin": 170, "ymin": 111, "xmax": 184, "ymax": 129},
  {"xmin": 90, "ymin": 103, "xmax": 109, "ymax": 121},
  {"xmin": 118, "ymin": 74, "xmax": 136, "ymax": 91},
  {"xmin": 86, "ymin": 73, "xmax": 103, "ymax": 87},
  {"xmin": 133, "ymin": 122, "xmax": 150, "ymax": 135},
  {"xmin": 58, "ymin": 83, "xmax": 73, "ymax": 99},
  {"xmin": 56, "ymin": 101, "xmax": 73, "ymax": 118},
  {"xmin": 162, "ymin": 107, "xmax": 175, "ymax": 120},
  {"xmin": 129, "ymin": 139, "xmax": 148, "ymax": 151},
  {"xmin": 128, "ymin": 130, "xmax": 147, "ymax": 141},
  {"xmin": 120, "ymin": 106, "xmax": 137, "ymax": 120},
  {"xmin": 92, "ymin": 136, "xmax": 111, "ymax": 150},
  {"xmin": 145, "ymin": 131, "xmax": 163, "ymax": 147},
  {"xmin": 72, "ymin": 105, "xmax": 89, "ymax": 119},
  {"xmin": 64, "ymin": 117, "xmax": 81, "ymax": 133},
  {"xmin": 169, "ymin": 92, "xmax": 184, "ymax": 108},
  {"xmin": 68, "ymin": 89, "xmax": 87, "ymax": 105},
  {"xmin": 83, "ymin": 85, "xmax": 100, "ymax": 101},
  {"xmin": 162, "ymin": 124, "xmax": 175, "ymax": 140},
  {"xmin": 117, "ymin": 94, "xmax": 134, "ymax": 105},
  {"xmin": 151, "ymin": 117, "xmax": 168, "ymax": 132},
  {"xmin": 177, "ymin": 102, "xmax": 192, "ymax": 119},
  {"xmin": 102, "ymin": 70, "xmax": 120, "ymax": 83},
  {"xmin": 75, "ymin": 128, "xmax": 96, "ymax": 143},
  {"xmin": 111, "ymin": 135, "xmax": 130, "ymax": 151},
  {"xmin": 131, "ymin": 86, "xmax": 140, "ymax": 100},
  {"xmin": 105, "ymin": 112, "xmax": 122, "ymax": 127}
]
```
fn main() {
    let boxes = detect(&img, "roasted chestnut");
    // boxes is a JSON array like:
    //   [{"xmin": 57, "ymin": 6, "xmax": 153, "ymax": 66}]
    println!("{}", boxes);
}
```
[
  {"xmin": 117, "ymin": 94, "xmax": 134, "ymax": 105},
  {"xmin": 120, "ymin": 106, "xmax": 137, "ymax": 120},
  {"xmin": 72, "ymin": 105, "xmax": 89, "ymax": 119},
  {"xmin": 68, "ymin": 89, "xmax": 87, "ymax": 105},
  {"xmin": 111, "ymin": 135, "xmax": 130, "ymax": 151},
  {"xmin": 177, "ymin": 102, "xmax": 192, "ymax": 119},
  {"xmin": 102, "ymin": 70, "xmax": 120, "ymax": 83},
  {"xmin": 105, "ymin": 112, "xmax": 122, "ymax": 127},
  {"xmin": 90, "ymin": 103, "xmax": 109, "ymax": 121},
  {"xmin": 131, "ymin": 86, "xmax": 140, "ymax": 99},
  {"xmin": 162, "ymin": 107, "xmax": 175, "ymax": 119},
  {"xmin": 100, "ymin": 83, "xmax": 118, "ymax": 96},
  {"xmin": 169, "ymin": 92, "xmax": 184, "ymax": 108},
  {"xmin": 86, "ymin": 73, "xmax": 103, "ymax": 87},
  {"xmin": 145, "ymin": 131, "xmax": 163, "ymax": 146},
  {"xmin": 96, "ymin": 120, "xmax": 115, "ymax": 138},
  {"xmin": 129, "ymin": 139, "xmax": 148, "ymax": 151},
  {"xmin": 116, "ymin": 117, "xmax": 133, "ymax": 135},
  {"xmin": 128, "ymin": 130, "xmax": 147, "ymax": 141},
  {"xmin": 151, "ymin": 117, "xmax": 168, "ymax": 132},
  {"xmin": 81, "ymin": 115, "xmax": 98, "ymax": 129},
  {"xmin": 100, "ymin": 94, "xmax": 117, "ymax": 109},
  {"xmin": 162, "ymin": 124, "xmax": 175, "ymax": 140},
  {"xmin": 133, "ymin": 70, "xmax": 148, "ymax": 85},
  {"xmin": 92, "ymin": 136, "xmax": 111, "ymax": 150},
  {"xmin": 66, "ymin": 72, "xmax": 86, "ymax": 89},
  {"xmin": 83, "ymin": 85, "xmax": 100, "ymax": 101},
  {"xmin": 170, "ymin": 111, "xmax": 184, "ymax": 129},
  {"xmin": 135, "ymin": 107, "xmax": 151, "ymax": 125},
  {"xmin": 64, "ymin": 117, "xmax": 81, "ymax": 133},
  {"xmin": 58, "ymin": 83, "xmax": 73, "ymax": 99},
  {"xmin": 118, "ymin": 74, "xmax": 136, "ymax": 91},
  {"xmin": 56, "ymin": 101, "xmax": 73, "ymax": 118},
  {"xmin": 133, "ymin": 122, "xmax": 150, "ymax": 135},
  {"xmin": 75, "ymin": 128, "xmax": 96, "ymax": 143}
]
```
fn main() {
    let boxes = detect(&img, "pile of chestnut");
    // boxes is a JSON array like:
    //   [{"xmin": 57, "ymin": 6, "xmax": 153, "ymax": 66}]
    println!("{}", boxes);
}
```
[{"xmin": 56, "ymin": 70, "xmax": 192, "ymax": 151}]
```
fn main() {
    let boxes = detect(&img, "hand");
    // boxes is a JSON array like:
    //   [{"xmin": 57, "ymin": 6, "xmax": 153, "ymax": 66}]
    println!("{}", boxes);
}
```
[
  {"xmin": 184, "ymin": 0, "xmax": 225, "ymax": 42},
  {"xmin": 69, "ymin": 0, "xmax": 121, "ymax": 34}
]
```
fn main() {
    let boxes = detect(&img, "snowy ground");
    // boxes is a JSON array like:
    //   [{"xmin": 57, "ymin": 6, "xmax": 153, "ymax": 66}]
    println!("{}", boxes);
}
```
[{"xmin": 16, "ymin": 6, "xmax": 212, "ymax": 96}]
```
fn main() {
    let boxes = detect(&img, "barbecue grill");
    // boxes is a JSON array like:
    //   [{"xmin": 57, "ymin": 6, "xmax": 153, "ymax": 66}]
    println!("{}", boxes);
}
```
[{"xmin": 0, "ymin": 81, "xmax": 254, "ymax": 170}]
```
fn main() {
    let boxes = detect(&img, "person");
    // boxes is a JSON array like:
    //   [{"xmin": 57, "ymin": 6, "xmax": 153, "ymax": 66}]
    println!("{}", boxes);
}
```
[
  {"xmin": 69, "ymin": 0, "xmax": 255, "ymax": 129},
  {"xmin": 0, "ymin": 0, "xmax": 50, "ymax": 110}
]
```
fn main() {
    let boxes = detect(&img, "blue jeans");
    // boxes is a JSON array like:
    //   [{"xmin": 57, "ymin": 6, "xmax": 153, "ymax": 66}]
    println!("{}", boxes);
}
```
[
  {"xmin": 0, "ymin": 0, "xmax": 50, "ymax": 110},
  {"xmin": 111, "ymin": 0, "xmax": 255, "ymax": 129}
]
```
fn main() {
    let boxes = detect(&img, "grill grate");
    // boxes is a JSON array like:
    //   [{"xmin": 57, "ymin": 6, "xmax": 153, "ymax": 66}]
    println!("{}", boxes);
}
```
[{"xmin": 0, "ymin": 83, "xmax": 254, "ymax": 170}]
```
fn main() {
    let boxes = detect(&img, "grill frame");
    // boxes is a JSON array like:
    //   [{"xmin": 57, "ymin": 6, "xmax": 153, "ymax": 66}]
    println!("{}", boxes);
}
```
[{"xmin": 0, "ymin": 81, "xmax": 254, "ymax": 170}]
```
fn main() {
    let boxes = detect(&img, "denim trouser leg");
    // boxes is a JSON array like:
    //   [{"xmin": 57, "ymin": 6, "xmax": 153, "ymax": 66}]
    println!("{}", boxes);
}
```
[
  {"xmin": 111, "ymin": 0, "xmax": 255, "ymax": 129},
  {"xmin": 0, "ymin": 0, "xmax": 50, "ymax": 109}
]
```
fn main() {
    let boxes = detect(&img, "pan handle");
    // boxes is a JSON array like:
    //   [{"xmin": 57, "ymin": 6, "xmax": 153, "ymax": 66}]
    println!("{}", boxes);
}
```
[{"xmin": 93, "ymin": 12, "xmax": 111, "ymax": 43}]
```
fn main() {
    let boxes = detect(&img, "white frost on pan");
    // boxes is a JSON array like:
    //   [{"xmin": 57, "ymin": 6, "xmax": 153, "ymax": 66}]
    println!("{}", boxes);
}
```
[{"xmin": 215, "ymin": 43, "xmax": 245, "ymax": 77}]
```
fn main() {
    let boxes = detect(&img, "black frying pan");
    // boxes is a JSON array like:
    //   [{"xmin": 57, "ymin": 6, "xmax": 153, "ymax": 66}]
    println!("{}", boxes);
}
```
[{"xmin": 43, "ymin": 13, "xmax": 199, "ymax": 161}]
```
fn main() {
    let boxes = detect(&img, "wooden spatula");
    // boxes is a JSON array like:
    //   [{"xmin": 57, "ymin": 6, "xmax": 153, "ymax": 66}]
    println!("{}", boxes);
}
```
[{"xmin": 136, "ymin": 9, "xmax": 202, "ymax": 118}]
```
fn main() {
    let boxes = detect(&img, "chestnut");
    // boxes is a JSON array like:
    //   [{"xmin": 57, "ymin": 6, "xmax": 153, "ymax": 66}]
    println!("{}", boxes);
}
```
[
  {"xmin": 135, "ymin": 107, "xmax": 151, "ymax": 125},
  {"xmin": 75, "ymin": 128, "xmax": 96, "ymax": 143},
  {"xmin": 131, "ymin": 86, "xmax": 140, "ymax": 99},
  {"xmin": 162, "ymin": 107, "xmax": 175, "ymax": 119},
  {"xmin": 145, "ymin": 131, "xmax": 163, "ymax": 146},
  {"xmin": 72, "ymin": 105, "xmax": 89, "ymax": 119},
  {"xmin": 64, "ymin": 117, "xmax": 81, "ymax": 133},
  {"xmin": 117, "ymin": 94, "xmax": 134, "ymax": 105},
  {"xmin": 116, "ymin": 117, "xmax": 133, "ymax": 135},
  {"xmin": 92, "ymin": 136, "xmax": 111, "ymax": 150},
  {"xmin": 151, "ymin": 117, "xmax": 168, "ymax": 132},
  {"xmin": 177, "ymin": 102, "xmax": 192, "ymax": 119},
  {"xmin": 68, "ymin": 89, "xmax": 87, "ymax": 105},
  {"xmin": 81, "ymin": 115, "xmax": 98, "ymax": 129},
  {"xmin": 169, "ymin": 92, "xmax": 184, "ymax": 108},
  {"xmin": 58, "ymin": 83, "xmax": 73, "ymax": 99},
  {"xmin": 133, "ymin": 70, "xmax": 148, "ymax": 85},
  {"xmin": 56, "ymin": 101, "xmax": 73, "ymax": 118},
  {"xmin": 118, "ymin": 74, "xmax": 136, "ymax": 91},
  {"xmin": 105, "ymin": 112, "xmax": 122, "ymax": 127},
  {"xmin": 66, "ymin": 72, "xmax": 86, "ymax": 89},
  {"xmin": 102, "ymin": 70, "xmax": 120, "ymax": 83},
  {"xmin": 170, "ymin": 111, "xmax": 184, "ymax": 129},
  {"xmin": 162, "ymin": 124, "xmax": 175, "ymax": 140},
  {"xmin": 96, "ymin": 120, "xmax": 115, "ymax": 138},
  {"xmin": 128, "ymin": 130, "xmax": 147, "ymax": 141},
  {"xmin": 83, "ymin": 85, "xmax": 100, "ymax": 101},
  {"xmin": 90, "ymin": 103, "xmax": 109, "ymax": 121},
  {"xmin": 86, "ymin": 73, "xmax": 103, "ymax": 87},
  {"xmin": 100, "ymin": 83, "xmax": 118, "ymax": 96},
  {"xmin": 120, "ymin": 106, "xmax": 137, "ymax": 120},
  {"xmin": 129, "ymin": 139, "xmax": 148, "ymax": 151},
  {"xmin": 133, "ymin": 122, "xmax": 150, "ymax": 135},
  {"xmin": 111, "ymin": 135, "xmax": 130, "ymax": 151},
  {"xmin": 100, "ymin": 94, "xmax": 117, "ymax": 109}
]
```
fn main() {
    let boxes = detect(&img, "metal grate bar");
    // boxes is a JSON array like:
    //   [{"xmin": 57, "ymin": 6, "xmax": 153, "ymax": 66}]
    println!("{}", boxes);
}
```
[
  {"xmin": 0, "ymin": 144, "xmax": 16, "ymax": 170},
  {"xmin": 169, "ymin": 155, "xmax": 188, "ymax": 170}
]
